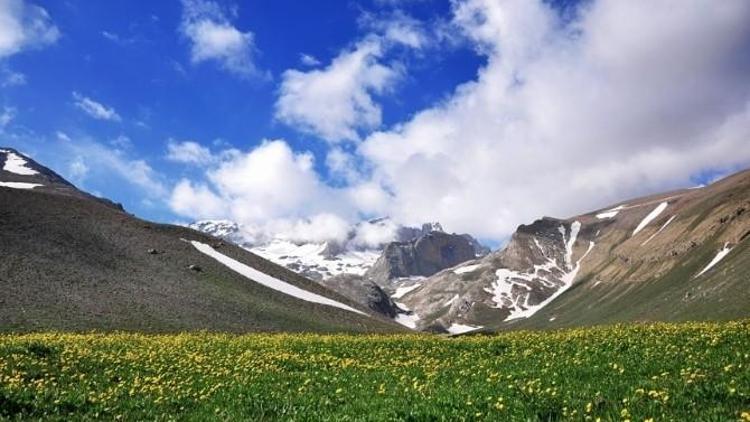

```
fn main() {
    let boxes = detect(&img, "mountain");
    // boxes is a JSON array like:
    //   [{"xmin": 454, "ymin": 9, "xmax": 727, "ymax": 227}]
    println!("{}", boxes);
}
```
[
  {"xmin": 396, "ymin": 169, "xmax": 750, "ymax": 333},
  {"xmin": 0, "ymin": 148, "xmax": 401, "ymax": 333},
  {"xmin": 189, "ymin": 218, "xmax": 489, "ymax": 282},
  {"xmin": 190, "ymin": 217, "xmax": 489, "ymax": 327},
  {"xmin": 364, "ymin": 230, "xmax": 477, "ymax": 285}
]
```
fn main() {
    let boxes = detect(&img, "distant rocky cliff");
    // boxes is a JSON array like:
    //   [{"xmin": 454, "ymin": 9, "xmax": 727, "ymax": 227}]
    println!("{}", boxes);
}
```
[{"xmin": 365, "ymin": 230, "xmax": 477, "ymax": 285}]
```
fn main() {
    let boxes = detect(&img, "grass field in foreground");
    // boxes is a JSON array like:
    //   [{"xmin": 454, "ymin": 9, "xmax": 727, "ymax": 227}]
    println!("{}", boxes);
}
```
[{"xmin": 1, "ymin": 322, "xmax": 749, "ymax": 421}]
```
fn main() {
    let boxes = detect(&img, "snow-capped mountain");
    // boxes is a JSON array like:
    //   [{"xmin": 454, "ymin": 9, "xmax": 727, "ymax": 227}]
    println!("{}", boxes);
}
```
[
  {"xmin": 0, "ymin": 148, "xmax": 398, "ymax": 333},
  {"xmin": 189, "ymin": 218, "xmax": 488, "ymax": 281},
  {"xmin": 395, "ymin": 169, "xmax": 750, "ymax": 333},
  {"xmin": 3, "ymin": 147, "xmax": 749, "ymax": 334},
  {"xmin": 188, "ymin": 170, "xmax": 750, "ymax": 334}
]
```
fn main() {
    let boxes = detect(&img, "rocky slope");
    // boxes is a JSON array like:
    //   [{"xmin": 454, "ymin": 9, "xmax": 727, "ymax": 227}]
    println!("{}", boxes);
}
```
[
  {"xmin": 364, "ymin": 230, "xmax": 477, "ymax": 285},
  {"xmin": 0, "ymin": 149, "xmax": 401, "ymax": 333},
  {"xmin": 189, "ymin": 219, "xmax": 488, "ymax": 281},
  {"xmin": 192, "ymin": 218, "xmax": 488, "ymax": 326},
  {"xmin": 397, "ymin": 169, "xmax": 750, "ymax": 333}
]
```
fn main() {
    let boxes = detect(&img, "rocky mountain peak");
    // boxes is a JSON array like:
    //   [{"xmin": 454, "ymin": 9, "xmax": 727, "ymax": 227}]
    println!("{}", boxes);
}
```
[
  {"xmin": 421, "ymin": 222, "xmax": 444, "ymax": 234},
  {"xmin": 364, "ymin": 230, "xmax": 477, "ymax": 285},
  {"xmin": 0, "ymin": 147, "xmax": 124, "ymax": 211}
]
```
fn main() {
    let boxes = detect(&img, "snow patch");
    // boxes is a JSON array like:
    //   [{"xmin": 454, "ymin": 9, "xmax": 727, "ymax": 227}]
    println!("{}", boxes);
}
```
[
  {"xmin": 190, "ymin": 241, "xmax": 366, "ymax": 316},
  {"xmin": 454, "ymin": 263, "xmax": 481, "ymax": 274},
  {"xmin": 251, "ymin": 239, "xmax": 380, "ymax": 278},
  {"xmin": 485, "ymin": 221, "xmax": 594, "ymax": 322},
  {"xmin": 596, "ymin": 205, "xmax": 625, "ymax": 219},
  {"xmin": 0, "ymin": 182, "xmax": 42, "ymax": 189},
  {"xmin": 391, "ymin": 283, "xmax": 422, "ymax": 299},
  {"xmin": 445, "ymin": 294, "xmax": 460, "ymax": 307},
  {"xmin": 633, "ymin": 202, "xmax": 668, "ymax": 236},
  {"xmin": 1, "ymin": 151, "xmax": 38, "ymax": 176},
  {"xmin": 694, "ymin": 243, "xmax": 733, "ymax": 278},
  {"xmin": 394, "ymin": 313, "xmax": 419, "ymax": 329},
  {"xmin": 505, "ymin": 240, "xmax": 595, "ymax": 321},
  {"xmin": 446, "ymin": 323, "xmax": 482, "ymax": 334},
  {"xmin": 563, "ymin": 221, "xmax": 581, "ymax": 269},
  {"xmin": 393, "ymin": 301, "xmax": 420, "ymax": 329},
  {"xmin": 641, "ymin": 215, "xmax": 677, "ymax": 246}
]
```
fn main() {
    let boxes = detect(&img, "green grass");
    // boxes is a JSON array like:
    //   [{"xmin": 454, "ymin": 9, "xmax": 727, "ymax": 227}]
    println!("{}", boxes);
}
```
[{"xmin": 1, "ymin": 322, "xmax": 749, "ymax": 421}]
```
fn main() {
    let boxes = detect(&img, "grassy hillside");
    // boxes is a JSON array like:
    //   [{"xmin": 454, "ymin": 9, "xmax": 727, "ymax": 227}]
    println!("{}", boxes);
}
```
[
  {"xmin": 0, "ymin": 322, "xmax": 748, "ymax": 420},
  {"xmin": 0, "ymin": 187, "xmax": 400, "ymax": 334},
  {"xmin": 500, "ymin": 172, "xmax": 750, "ymax": 331},
  {"xmin": 501, "ymin": 237, "xmax": 750, "ymax": 331}
]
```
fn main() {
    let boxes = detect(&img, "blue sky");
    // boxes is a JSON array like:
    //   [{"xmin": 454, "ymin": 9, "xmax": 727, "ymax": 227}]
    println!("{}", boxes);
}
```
[
  {"xmin": 1, "ymin": 0, "xmax": 482, "ymax": 219},
  {"xmin": 2, "ymin": 0, "xmax": 750, "ymax": 244}
]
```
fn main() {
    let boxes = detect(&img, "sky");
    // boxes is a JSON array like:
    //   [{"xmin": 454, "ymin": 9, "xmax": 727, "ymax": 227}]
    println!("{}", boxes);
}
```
[{"xmin": 2, "ymin": 0, "xmax": 750, "ymax": 246}]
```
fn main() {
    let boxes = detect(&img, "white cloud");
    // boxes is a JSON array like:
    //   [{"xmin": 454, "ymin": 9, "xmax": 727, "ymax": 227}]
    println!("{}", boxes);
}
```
[
  {"xmin": 1, "ymin": 66, "xmax": 26, "ymax": 86},
  {"xmin": 355, "ymin": 0, "xmax": 750, "ymax": 239},
  {"xmin": 350, "ymin": 217, "xmax": 399, "ymax": 248},
  {"xmin": 299, "ymin": 53, "xmax": 320, "ymax": 67},
  {"xmin": 55, "ymin": 131, "xmax": 71, "ymax": 142},
  {"xmin": 276, "ymin": 38, "xmax": 402, "ymax": 143},
  {"xmin": 170, "ymin": 0, "xmax": 750, "ymax": 243},
  {"xmin": 265, "ymin": 214, "xmax": 351, "ymax": 244},
  {"xmin": 101, "ymin": 30, "xmax": 119, "ymax": 42},
  {"xmin": 362, "ymin": 10, "xmax": 428, "ymax": 49},
  {"xmin": 179, "ymin": 0, "xmax": 260, "ymax": 77},
  {"xmin": 170, "ymin": 179, "xmax": 226, "ymax": 219},
  {"xmin": 0, "ymin": 0, "xmax": 59, "ymax": 59},
  {"xmin": 72, "ymin": 92, "xmax": 121, "ymax": 122},
  {"xmin": 110, "ymin": 134, "xmax": 132, "ymax": 150},
  {"xmin": 41, "ymin": 136, "xmax": 168, "ymax": 198},
  {"xmin": 169, "ymin": 140, "xmax": 360, "ymax": 243},
  {"xmin": 345, "ymin": 181, "xmax": 392, "ymax": 216},
  {"xmin": 0, "ymin": 106, "xmax": 16, "ymax": 128},
  {"xmin": 68, "ymin": 157, "xmax": 89, "ymax": 181},
  {"xmin": 276, "ymin": 9, "xmax": 431, "ymax": 143},
  {"xmin": 166, "ymin": 139, "xmax": 214, "ymax": 165},
  {"xmin": 75, "ymin": 146, "xmax": 166, "ymax": 198}
]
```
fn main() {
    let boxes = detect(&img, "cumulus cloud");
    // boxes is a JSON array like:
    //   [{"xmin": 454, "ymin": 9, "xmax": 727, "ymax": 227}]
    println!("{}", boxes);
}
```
[
  {"xmin": 166, "ymin": 139, "xmax": 214, "ymax": 165},
  {"xmin": 169, "ymin": 140, "xmax": 363, "ymax": 243},
  {"xmin": 170, "ymin": 179, "xmax": 226, "ymax": 219},
  {"xmin": 276, "ymin": 38, "xmax": 401, "ymax": 143},
  {"xmin": 0, "ymin": 0, "xmax": 59, "ymax": 59},
  {"xmin": 350, "ymin": 217, "xmax": 399, "ymax": 248},
  {"xmin": 355, "ymin": 0, "xmax": 750, "ymax": 239},
  {"xmin": 179, "ymin": 0, "xmax": 260, "ymax": 77},
  {"xmin": 275, "ymin": 9, "xmax": 430, "ymax": 143},
  {"xmin": 72, "ymin": 92, "xmax": 121, "ymax": 121},
  {"xmin": 172, "ymin": 0, "xmax": 750, "ymax": 243},
  {"xmin": 265, "ymin": 214, "xmax": 352, "ymax": 244}
]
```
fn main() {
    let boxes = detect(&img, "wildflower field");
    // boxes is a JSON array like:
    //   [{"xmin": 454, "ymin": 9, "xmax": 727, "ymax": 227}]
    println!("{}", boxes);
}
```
[{"xmin": 0, "ymin": 322, "xmax": 748, "ymax": 421}]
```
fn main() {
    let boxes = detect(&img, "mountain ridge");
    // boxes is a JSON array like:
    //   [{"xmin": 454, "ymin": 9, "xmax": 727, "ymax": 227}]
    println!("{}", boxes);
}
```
[
  {"xmin": 397, "ymin": 168, "xmax": 750, "ymax": 332},
  {"xmin": 2, "ymin": 147, "xmax": 747, "ymax": 334},
  {"xmin": 0, "ymin": 148, "xmax": 401, "ymax": 333}
]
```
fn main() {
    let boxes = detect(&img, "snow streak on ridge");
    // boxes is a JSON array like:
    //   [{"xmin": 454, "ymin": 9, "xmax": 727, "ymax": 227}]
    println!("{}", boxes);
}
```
[
  {"xmin": 190, "ymin": 241, "xmax": 367, "ymax": 316},
  {"xmin": 633, "ymin": 202, "xmax": 669, "ymax": 236}
]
